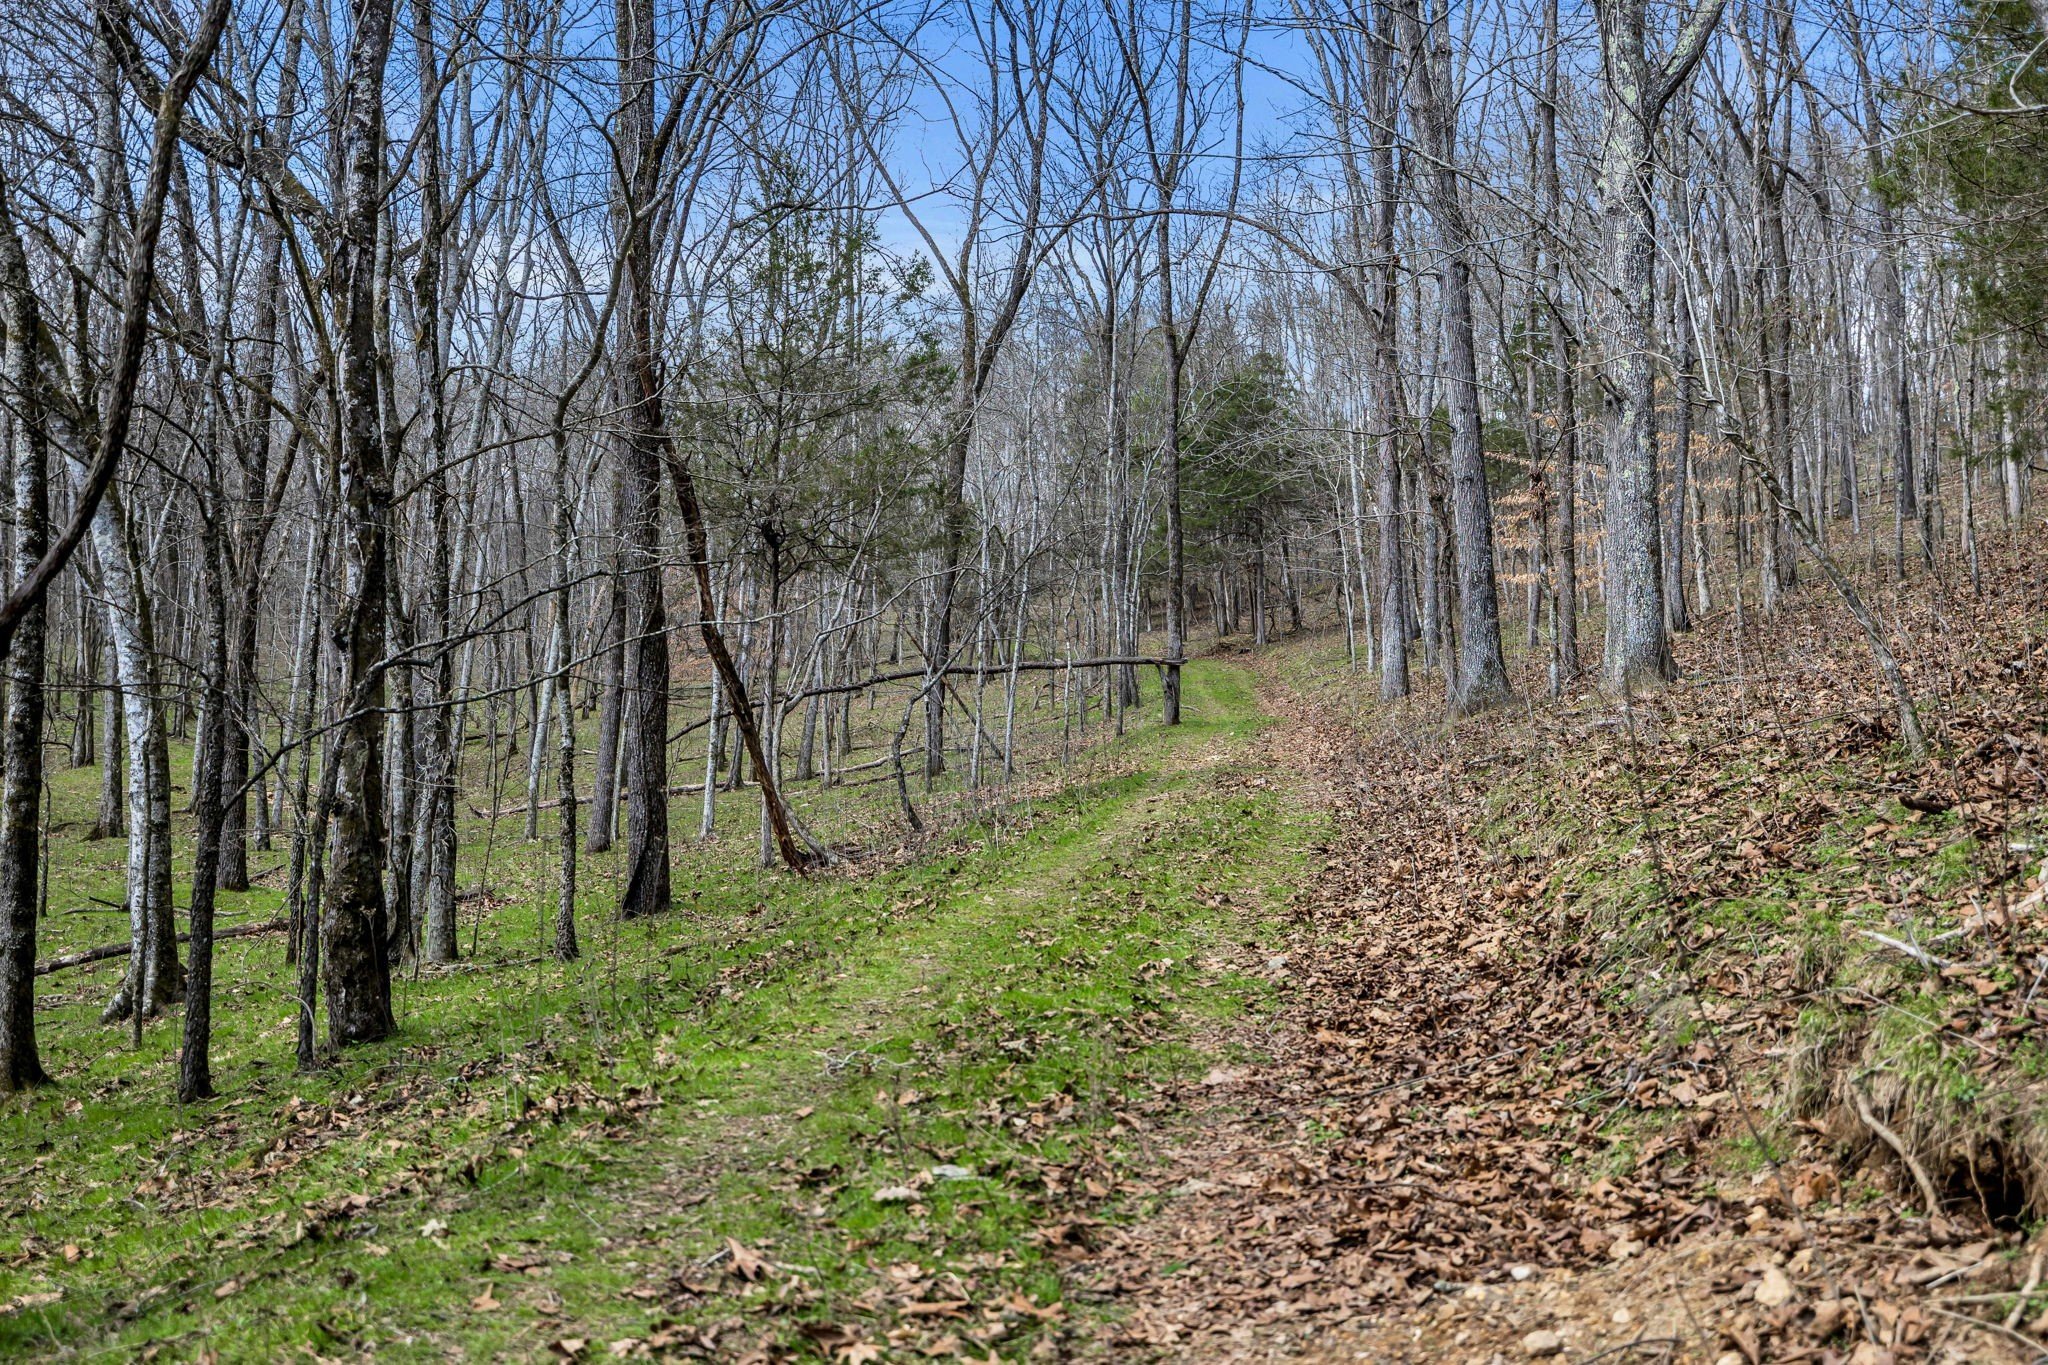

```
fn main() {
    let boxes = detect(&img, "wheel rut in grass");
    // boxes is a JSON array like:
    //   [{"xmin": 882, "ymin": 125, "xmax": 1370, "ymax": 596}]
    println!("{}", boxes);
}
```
[{"xmin": 327, "ymin": 654, "xmax": 1317, "ymax": 1362}]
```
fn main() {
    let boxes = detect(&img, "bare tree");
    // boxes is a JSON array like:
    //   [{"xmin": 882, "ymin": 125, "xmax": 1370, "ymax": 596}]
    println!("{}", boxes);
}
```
[
  {"xmin": 1592, "ymin": 0, "xmax": 1721, "ymax": 689},
  {"xmin": 323, "ymin": 0, "xmax": 400, "ymax": 1045},
  {"xmin": 1390, "ymin": 0, "xmax": 1510, "ymax": 713},
  {"xmin": 835, "ymin": 0, "xmax": 1071, "ymax": 773}
]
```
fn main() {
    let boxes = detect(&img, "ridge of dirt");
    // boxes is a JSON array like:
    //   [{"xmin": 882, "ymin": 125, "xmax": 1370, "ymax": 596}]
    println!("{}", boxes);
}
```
[{"xmin": 1078, "ymin": 562, "xmax": 2048, "ymax": 1365}]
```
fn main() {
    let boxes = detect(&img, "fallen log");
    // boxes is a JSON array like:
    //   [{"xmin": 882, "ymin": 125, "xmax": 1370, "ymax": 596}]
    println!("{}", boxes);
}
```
[
  {"xmin": 792, "ymin": 656, "xmax": 1177, "ymax": 702},
  {"xmin": 36, "ymin": 916, "xmax": 288, "ymax": 977}
]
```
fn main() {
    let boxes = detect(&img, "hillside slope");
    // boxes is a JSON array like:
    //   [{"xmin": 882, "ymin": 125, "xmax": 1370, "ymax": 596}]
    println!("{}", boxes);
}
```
[{"xmin": 1085, "ymin": 541, "xmax": 2048, "ymax": 1363}]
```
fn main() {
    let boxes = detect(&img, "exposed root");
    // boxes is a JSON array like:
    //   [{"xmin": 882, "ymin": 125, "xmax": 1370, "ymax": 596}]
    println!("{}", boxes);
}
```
[{"xmin": 1850, "ymin": 1081, "xmax": 1946, "ymax": 1220}]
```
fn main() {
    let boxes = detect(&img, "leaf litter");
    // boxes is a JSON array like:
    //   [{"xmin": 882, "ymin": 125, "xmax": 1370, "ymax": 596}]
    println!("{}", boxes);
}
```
[{"xmin": 1079, "ymin": 542, "xmax": 2048, "ymax": 1363}]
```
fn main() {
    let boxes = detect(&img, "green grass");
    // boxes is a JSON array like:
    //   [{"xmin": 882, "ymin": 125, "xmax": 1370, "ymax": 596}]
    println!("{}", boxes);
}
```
[{"xmin": 1, "ymin": 658, "xmax": 1316, "ymax": 1360}]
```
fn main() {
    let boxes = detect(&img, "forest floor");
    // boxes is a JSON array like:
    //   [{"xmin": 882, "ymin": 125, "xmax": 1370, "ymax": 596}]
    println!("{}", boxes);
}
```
[
  {"xmin": 2, "ymin": 660, "xmax": 1317, "ymax": 1362},
  {"xmin": 1085, "ymin": 537, "xmax": 2048, "ymax": 1364},
  {"xmin": 7, "ymin": 542, "xmax": 2048, "ymax": 1364}
]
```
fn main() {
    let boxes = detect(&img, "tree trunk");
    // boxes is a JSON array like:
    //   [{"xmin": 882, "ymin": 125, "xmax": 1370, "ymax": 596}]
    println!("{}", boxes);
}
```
[
  {"xmin": 1596, "ymin": 62, "xmax": 1675, "ymax": 689},
  {"xmin": 216, "ymin": 53, "xmax": 298, "ymax": 894},
  {"xmin": 586, "ymin": 588, "xmax": 624, "ymax": 851},
  {"xmin": 284, "ymin": 522, "xmax": 325, "ymax": 965},
  {"xmin": 0, "ymin": 185, "xmax": 51, "ymax": 1091},
  {"xmin": 410, "ymin": 0, "xmax": 461, "ymax": 962},
  {"xmin": 1394, "ymin": 0, "xmax": 1510, "ymax": 713},
  {"xmin": 323, "ymin": 0, "xmax": 399, "ymax": 1047},
  {"xmin": 550, "ymin": 426, "xmax": 579, "ymax": 960},
  {"xmin": 181, "ymin": 488, "xmax": 232, "ymax": 1102},
  {"xmin": 1593, "ymin": 0, "xmax": 1718, "ymax": 687},
  {"xmin": 1665, "ymin": 118, "xmax": 1696, "ymax": 634},
  {"xmin": 926, "ymin": 422, "xmax": 971, "ymax": 776},
  {"xmin": 615, "ymin": 0, "xmax": 672, "ymax": 917},
  {"xmin": 93, "ymin": 676, "xmax": 123, "ymax": 840}
]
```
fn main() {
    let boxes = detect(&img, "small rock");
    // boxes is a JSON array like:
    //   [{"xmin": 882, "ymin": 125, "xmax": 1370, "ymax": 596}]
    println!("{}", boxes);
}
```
[
  {"xmin": 1509, "ymin": 1264, "xmax": 1535, "ymax": 1282},
  {"xmin": 1714, "ymin": 1355, "xmax": 1746, "ymax": 1365},
  {"xmin": 929, "ymin": 1164, "xmax": 976, "ymax": 1181},
  {"xmin": 1522, "ymin": 1329, "xmax": 1563, "ymax": 1358},
  {"xmin": 1755, "ymin": 1263, "xmax": 1795, "ymax": 1309},
  {"xmin": 1610, "ymin": 1307, "xmax": 1633, "ymax": 1325}
]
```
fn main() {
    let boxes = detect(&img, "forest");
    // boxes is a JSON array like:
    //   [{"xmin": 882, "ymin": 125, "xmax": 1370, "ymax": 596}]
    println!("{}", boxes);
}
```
[{"xmin": 0, "ymin": 0, "xmax": 2046, "ymax": 1357}]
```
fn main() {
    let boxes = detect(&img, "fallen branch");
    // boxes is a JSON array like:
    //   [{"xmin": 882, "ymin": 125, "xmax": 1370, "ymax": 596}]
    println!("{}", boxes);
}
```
[
  {"xmin": 1858, "ymin": 929, "xmax": 1957, "ymax": 971},
  {"xmin": 2004, "ymin": 1247, "xmax": 2043, "ymax": 1330},
  {"xmin": 37, "ymin": 916, "xmax": 287, "ymax": 976},
  {"xmin": 472, "ymin": 781, "xmax": 721, "ymax": 820},
  {"xmin": 1927, "ymin": 1305, "xmax": 2047, "ymax": 1360},
  {"xmin": 792, "ymin": 656, "xmax": 1177, "ymax": 702}
]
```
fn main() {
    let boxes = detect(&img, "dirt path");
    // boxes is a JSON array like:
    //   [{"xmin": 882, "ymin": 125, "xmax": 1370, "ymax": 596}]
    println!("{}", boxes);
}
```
[{"xmin": 1078, "ymin": 672, "xmax": 2034, "ymax": 1365}]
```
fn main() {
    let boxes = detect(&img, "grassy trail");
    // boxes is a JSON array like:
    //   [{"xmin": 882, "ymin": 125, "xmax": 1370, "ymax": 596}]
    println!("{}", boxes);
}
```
[{"xmin": 1, "ymin": 658, "xmax": 1319, "ymax": 1361}]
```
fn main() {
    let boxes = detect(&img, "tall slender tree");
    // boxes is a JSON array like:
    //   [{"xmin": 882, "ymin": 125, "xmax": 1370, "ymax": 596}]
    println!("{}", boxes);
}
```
[
  {"xmin": 1593, "ymin": 0, "xmax": 1721, "ymax": 690},
  {"xmin": 1392, "ymin": 0, "xmax": 1510, "ymax": 713},
  {"xmin": 323, "ymin": 0, "xmax": 400, "ymax": 1044}
]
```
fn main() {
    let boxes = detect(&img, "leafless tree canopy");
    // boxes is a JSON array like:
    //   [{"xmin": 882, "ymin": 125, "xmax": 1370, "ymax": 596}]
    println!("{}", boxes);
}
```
[{"xmin": 0, "ymin": 0, "xmax": 2037, "ymax": 1097}]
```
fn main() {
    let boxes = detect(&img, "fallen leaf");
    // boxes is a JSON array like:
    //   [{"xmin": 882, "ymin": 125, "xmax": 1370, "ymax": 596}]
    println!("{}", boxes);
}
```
[
  {"xmin": 1003, "ymin": 1292, "xmax": 1064, "ymax": 1321},
  {"xmin": 724, "ymin": 1238, "xmax": 770, "ymax": 1282}
]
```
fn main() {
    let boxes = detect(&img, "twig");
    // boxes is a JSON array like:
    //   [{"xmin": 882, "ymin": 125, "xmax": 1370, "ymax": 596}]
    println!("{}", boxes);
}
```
[
  {"xmin": 2005, "ymin": 1247, "xmax": 2043, "ymax": 1330},
  {"xmin": 1575, "ymin": 1339, "xmax": 1683, "ymax": 1364},
  {"xmin": 418, "ymin": 954, "xmax": 546, "ymax": 975},
  {"xmin": 817, "ymin": 1048, "xmax": 915, "ymax": 1076},
  {"xmin": 1859, "ymin": 929, "xmax": 1957, "ymax": 971},
  {"xmin": 1927, "ymin": 1304, "xmax": 2046, "ymax": 1359}
]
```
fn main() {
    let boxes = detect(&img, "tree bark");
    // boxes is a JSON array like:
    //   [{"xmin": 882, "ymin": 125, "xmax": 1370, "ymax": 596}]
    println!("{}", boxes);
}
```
[
  {"xmin": 323, "ymin": 0, "xmax": 399, "ymax": 1047},
  {"xmin": 410, "ymin": 0, "xmax": 461, "ymax": 963},
  {"xmin": 1664, "ymin": 100, "xmax": 1696, "ymax": 634},
  {"xmin": 0, "ymin": 178, "xmax": 51, "ymax": 1091},
  {"xmin": 1369, "ymin": 10, "xmax": 1410, "ymax": 701},
  {"xmin": 586, "ymin": 588, "xmax": 623, "ymax": 851},
  {"xmin": 1592, "ymin": 0, "xmax": 1718, "ymax": 690},
  {"xmin": 1394, "ymin": 0, "xmax": 1510, "ymax": 713},
  {"xmin": 181, "ymin": 482, "xmax": 232, "ymax": 1102},
  {"xmin": 216, "ymin": 16, "xmax": 300, "ymax": 894},
  {"xmin": 615, "ymin": 0, "xmax": 672, "ymax": 917}
]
